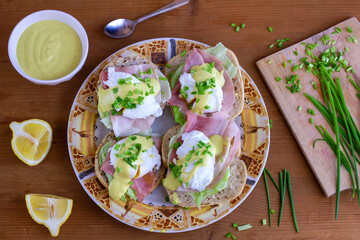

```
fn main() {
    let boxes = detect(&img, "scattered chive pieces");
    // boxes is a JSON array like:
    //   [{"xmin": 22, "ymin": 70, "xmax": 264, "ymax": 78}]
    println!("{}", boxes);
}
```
[
  {"xmin": 283, "ymin": 62, "xmax": 287, "ymax": 67},
  {"xmin": 269, "ymin": 119, "xmax": 273, "ymax": 128},
  {"xmin": 180, "ymin": 51, "xmax": 186, "ymax": 57},
  {"xmin": 226, "ymin": 232, "xmax": 232, "ymax": 238},
  {"xmin": 237, "ymin": 224, "xmax": 252, "ymax": 231},
  {"xmin": 240, "ymin": 23, "xmax": 245, "ymax": 29},
  {"xmin": 310, "ymin": 118, "xmax": 314, "ymax": 124},
  {"xmin": 347, "ymin": 75, "xmax": 353, "ymax": 80},
  {"xmin": 332, "ymin": 27, "xmax": 341, "ymax": 34},
  {"xmin": 166, "ymin": 63, "xmax": 172, "ymax": 69},
  {"xmin": 292, "ymin": 64, "xmax": 300, "ymax": 72},
  {"xmin": 113, "ymin": 88, "xmax": 118, "ymax": 94},
  {"xmin": 235, "ymin": 26, "xmax": 240, "ymax": 32},
  {"xmin": 268, "ymin": 26, "xmax": 273, "ymax": 32},
  {"xmin": 275, "ymin": 77, "xmax": 281, "ymax": 82},
  {"xmin": 232, "ymin": 223, "xmax": 239, "ymax": 228},
  {"xmin": 288, "ymin": 59, "xmax": 292, "ymax": 63},
  {"xmin": 270, "ymin": 209, "xmax": 275, "ymax": 214},
  {"xmin": 230, "ymin": 23, "xmax": 236, "ymax": 27},
  {"xmin": 294, "ymin": 50, "xmax": 298, "ymax": 56},
  {"xmin": 159, "ymin": 77, "xmax": 168, "ymax": 81},
  {"xmin": 347, "ymin": 27, "xmax": 353, "ymax": 33},
  {"xmin": 267, "ymin": 60, "xmax": 273, "ymax": 64},
  {"xmin": 307, "ymin": 108, "xmax": 315, "ymax": 116},
  {"xmin": 345, "ymin": 47, "xmax": 349, "ymax": 52},
  {"xmin": 262, "ymin": 219, "xmax": 267, "ymax": 225},
  {"xmin": 301, "ymin": 42, "xmax": 306, "ymax": 45},
  {"xmin": 269, "ymin": 44, "xmax": 274, "ymax": 48},
  {"xmin": 347, "ymin": 36, "xmax": 358, "ymax": 44},
  {"xmin": 297, "ymin": 106, "xmax": 302, "ymax": 111}
]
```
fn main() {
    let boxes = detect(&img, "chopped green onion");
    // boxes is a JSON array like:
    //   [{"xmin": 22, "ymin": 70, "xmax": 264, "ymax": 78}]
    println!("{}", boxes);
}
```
[
  {"xmin": 268, "ymin": 26, "xmax": 273, "ymax": 32},
  {"xmin": 269, "ymin": 44, "xmax": 274, "ymax": 48},
  {"xmin": 262, "ymin": 219, "xmax": 267, "ymax": 225},
  {"xmin": 166, "ymin": 63, "xmax": 172, "ymax": 69},
  {"xmin": 347, "ymin": 27, "xmax": 353, "ymax": 33},
  {"xmin": 297, "ymin": 106, "xmax": 302, "ymax": 111},
  {"xmin": 240, "ymin": 23, "xmax": 245, "ymax": 28},
  {"xmin": 294, "ymin": 50, "xmax": 298, "ymax": 56},
  {"xmin": 235, "ymin": 26, "xmax": 240, "ymax": 32},
  {"xmin": 159, "ymin": 77, "xmax": 167, "ymax": 81},
  {"xmin": 307, "ymin": 108, "xmax": 315, "ymax": 116},
  {"xmin": 267, "ymin": 60, "xmax": 273, "ymax": 64},
  {"xmin": 310, "ymin": 118, "xmax": 314, "ymax": 124},
  {"xmin": 269, "ymin": 119, "xmax": 272, "ymax": 128},
  {"xmin": 275, "ymin": 77, "xmax": 281, "ymax": 82},
  {"xmin": 237, "ymin": 224, "xmax": 252, "ymax": 231},
  {"xmin": 113, "ymin": 88, "xmax": 118, "ymax": 94},
  {"xmin": 347, "ymin": 36, "xmax": 358, "ymax": 44},
  {"xmin": 180, "ymin": 51, "xmax": 186, "ymax": 57},
  {"xmin": 288, "ymin": 59, "xmax": 292, "ymax": 63},
  {"xmin": 283, "ymin": 62, "xmax": 287, "ymax": 67},
  {"xmin": 230, "ymin": 23, "xmax": 236, "ymax": 27},
  {"xmin": 232, "ymin": 223, "xmax": 239, "ymax": 228},
  {"xmin": 270, "ymin": 209, "xmax": 275, "ymax": 214}
]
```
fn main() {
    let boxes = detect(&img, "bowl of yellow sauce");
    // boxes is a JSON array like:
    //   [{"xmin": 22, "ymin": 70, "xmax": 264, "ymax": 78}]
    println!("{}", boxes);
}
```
[{"xmin": 8, "ymin": 10, "xmax": 89, "ymax": 85}]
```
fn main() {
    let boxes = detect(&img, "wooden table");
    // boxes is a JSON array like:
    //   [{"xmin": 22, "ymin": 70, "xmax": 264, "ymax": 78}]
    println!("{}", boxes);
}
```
[{"xmin": 1, "ymin": 0, "xmax": 360, "ymax": 239}]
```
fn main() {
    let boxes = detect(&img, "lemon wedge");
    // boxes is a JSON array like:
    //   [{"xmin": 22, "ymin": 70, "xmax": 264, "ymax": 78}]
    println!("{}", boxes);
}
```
[
  {"xmin": 10, "ymin": 119, "xmax": 52, "ymax": 166},
  {"xmin": 25, "ymin": 194, "xmax": 73, "ymax": 237}
]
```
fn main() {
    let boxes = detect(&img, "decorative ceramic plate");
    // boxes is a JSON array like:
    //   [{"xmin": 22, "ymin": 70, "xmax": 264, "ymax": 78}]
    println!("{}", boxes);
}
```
[{"xmin": 67, "ymin": 38, "xmax": 270, "ymax": 233}]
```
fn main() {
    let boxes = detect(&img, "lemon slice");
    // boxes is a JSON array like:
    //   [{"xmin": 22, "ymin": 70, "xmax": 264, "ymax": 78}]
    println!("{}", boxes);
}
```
[
  {"xmin": 25, "ymin": 194, "xmax": 73, "ymax": 237},
  {"xmin": 10, "ymin": 119, "xmax": 52, "ymax": 166}
]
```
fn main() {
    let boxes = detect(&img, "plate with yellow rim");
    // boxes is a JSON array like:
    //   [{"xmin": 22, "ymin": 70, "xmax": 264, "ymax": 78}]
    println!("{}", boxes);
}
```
[{"xmin": 67, "ymin": 38, "xmax": 270, "ymax": 233}]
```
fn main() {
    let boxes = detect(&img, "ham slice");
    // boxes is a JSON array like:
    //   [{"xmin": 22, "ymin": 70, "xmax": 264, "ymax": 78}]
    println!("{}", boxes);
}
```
[
  {"xmin": 131, "ymin": 171, "xmax": 156, "ymax": 202},
  {"xmin": 100, "ymin": 136, "xmax": 162, "ymax": 201},
  {"xmin": 168, "ymin": 48, "xmax": 236, "ymax": 117},
  {"xmin": 100, "ymin": 64, "xmax": 162, "ymax": 137}
]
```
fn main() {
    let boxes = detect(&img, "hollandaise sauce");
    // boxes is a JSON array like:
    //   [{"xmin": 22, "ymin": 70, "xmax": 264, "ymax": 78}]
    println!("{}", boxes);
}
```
[
  {"xmin": 164, "ymin": 135, "xmax": 226, "ymax": 191},
  {"xmin": 98, "ymin": 76, "xmax": 160, "ymax": 113},
  {"xmin": 180, "ymin": 62, "xmax": 225, "ymax": 114},
  {"xmin": 16, "ymin": 20, "xmax": 82, "ymax": 80}
]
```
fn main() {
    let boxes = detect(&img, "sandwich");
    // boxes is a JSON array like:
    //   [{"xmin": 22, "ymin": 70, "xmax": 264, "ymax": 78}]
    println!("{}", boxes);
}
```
[
  {"xmin": 165, "ymin": 42, "xmax": 244, "ymax": 125},
  {"xmin": 95, "ymin": 132, "xmax": 165, "ymax": 202},
  {"xmin": 97, "ymin": 51, "xmax": 171, "ymax": 137},
  {"xmin": 161, "ymin": 110, "xmax": 247, "ymax": 207}
]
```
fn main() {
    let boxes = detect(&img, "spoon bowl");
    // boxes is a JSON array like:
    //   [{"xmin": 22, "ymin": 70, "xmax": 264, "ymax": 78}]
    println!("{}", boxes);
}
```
[
  {"xmin": 104, "ymin": 19, "xmax": 137, "ymax": 38},
  {"xmin": 104, "ymin": 0, "xmax": 189, "ymax": 38}
]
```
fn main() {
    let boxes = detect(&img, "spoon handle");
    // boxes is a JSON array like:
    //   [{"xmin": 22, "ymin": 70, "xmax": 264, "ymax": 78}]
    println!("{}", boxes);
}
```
[{"xmin": 135, "ymin": 0, "xmax": 189, "ymax": 23}]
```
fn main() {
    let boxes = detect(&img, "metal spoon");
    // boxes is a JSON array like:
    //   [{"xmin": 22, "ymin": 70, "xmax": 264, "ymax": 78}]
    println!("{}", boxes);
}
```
[{"xmin": 104, "ymin": 0, "xmax": 190, "ymax": 38}]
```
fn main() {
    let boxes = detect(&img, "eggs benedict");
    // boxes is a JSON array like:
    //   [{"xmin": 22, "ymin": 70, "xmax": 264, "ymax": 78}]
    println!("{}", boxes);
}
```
[{"xmin": 95, "ymin": 132, "xmax": 165, "ymax": 202}]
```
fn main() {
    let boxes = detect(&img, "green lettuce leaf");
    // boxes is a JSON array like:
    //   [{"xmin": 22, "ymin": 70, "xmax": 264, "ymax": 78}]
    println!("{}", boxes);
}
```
[
  {"xmin": 98, "ymin": 106, "xmax": 112, "ymax": 129},
  {"xmin": 204, "ymin": 42, "xmax": 237, "ymax": 78},
  {"xmin": 170, "ymin": 62, "xmax": 185, "ymax": 89},
  {"xmin": 172, "ymin": 106, "xmax": 186, "ymax": 125},
  {"xmin": 189, "ymin": 167, "xmax": 231, "ymax": 207},
  {"xmin": 98, "ymin": 140, "xmax": 114, "ymax": 183},
  {"xmin": 126, "ymin": 187, "xmax": 137, "ymax": 200}
]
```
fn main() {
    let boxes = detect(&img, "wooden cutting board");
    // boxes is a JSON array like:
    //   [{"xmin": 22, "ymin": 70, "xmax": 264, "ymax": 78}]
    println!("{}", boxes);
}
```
[{"xmin": 256, "ymin": 17, "xmax": 360, "ymax": 197}]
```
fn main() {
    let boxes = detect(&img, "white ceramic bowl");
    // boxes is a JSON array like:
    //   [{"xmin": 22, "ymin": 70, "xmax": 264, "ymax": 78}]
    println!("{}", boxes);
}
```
[{"xmin": 8, "ymin": 10, "xmax": 89, "ymax": 85}]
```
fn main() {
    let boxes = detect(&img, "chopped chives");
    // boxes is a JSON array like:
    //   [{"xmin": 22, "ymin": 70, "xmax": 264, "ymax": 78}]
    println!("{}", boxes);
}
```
[
  {"xmin": 297, "ymin": 106, "xmax": 302, "ymax": 111},
  {"xmin": 180, "ymin": 51, "xmax": 186, "ymax": 57},
  {"xmin": 270, "ymin": 209, "xmax": 275, "ymax": 214},
  {"xmin": 347, "ymin": 36, "xmax": 358, "ymax": 44},
  {"xmin": 269, "ymin": 119, "xmax": 273, "ymax": 128},
  {"xmin": 332, "ymin": 27, "xmax": 341, "ymax": 34},
  {"xmin": 310, "ymin": 118, "xmax": 314, "ymax": 124},
  {"xmin": 237, "ymin": 224, "xmax": 252, "ymax": 231},
  {"xmin": 294, "ymin": 50, "xmax": 298, "ymax": 56},
  {"xmin": 159, "ymin": 77, "xmax": 168, "ymax": 81},
  {"xmin": 283, "ymin": 62, "xmax": 287, "ymax": 67},
  {"xmin": 268, "ymin": 26, "xmax": 273, "ymax": 32},
  {"xmin": 232, "ymin": 223, "xmax": 239, "ymax": 228},
  {"xmin": 288, "ymin": 59, "xmax": 292, "ymax": 63},
  {"xmin": 262, "ymin": 219, "xmax": 267, "ymax": 225},
  {"xmin": 226, "ymin": 232, "xmax": 232, "ymax": 238},
  {"xmin": 230, "ymin": 23, "xmax": 236, "ymax": 27},
  {"xmin": 345, "ymin": 47, "xmax": 349, "ymax": 52},
  {"xmin": 240, "ymin": 23, "xmax": 245, "ymax": 28},
  {"xmin": 275, "ymin": 77, "xmax": 281, "ymax": 82},
  {"xmin": 267, "ymin": 60, "xmax": 273, "ymax": 64},
  {"xmin": 307, "ymin": 108, "xmax": 316, "ymax": 115},
  {"xmin": 269, "ymin": 44, "xmax": 274, "ymax": 48},
  {"xmin": 347, "ymin": 27, "xmax": 353, "ymax": 33},
  {"xmin": 235, "ymin": 26, "xmax": 240, "ymax": 32},
  {"xmin": 166, "ymin": 64, "xmax": 172, "ymax": 69}
]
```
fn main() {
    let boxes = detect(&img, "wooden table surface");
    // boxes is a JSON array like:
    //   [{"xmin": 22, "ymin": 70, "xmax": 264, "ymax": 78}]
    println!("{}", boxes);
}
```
[{"xmin": 2, "ymin": 0, "xmax": 360, "ymax": 239}]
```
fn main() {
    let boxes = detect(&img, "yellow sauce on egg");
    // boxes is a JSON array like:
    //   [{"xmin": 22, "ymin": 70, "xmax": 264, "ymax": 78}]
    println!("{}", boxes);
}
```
[{"xmin": 16, "ymin": 20, "xmax": 82, "ymax": 80}]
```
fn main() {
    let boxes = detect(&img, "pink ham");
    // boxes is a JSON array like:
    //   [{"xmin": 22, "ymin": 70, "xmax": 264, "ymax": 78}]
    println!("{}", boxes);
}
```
[
  {"xmin": 111, "ymin": 114, "xmax": 155, "ymax": 137},
  {"xmin": 167, "ymin": 48, "xmax": 236, "ymax": 117},
  {"xmin": 131, "ymin": 171, "xmax": 157, "ymax": 202}
]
